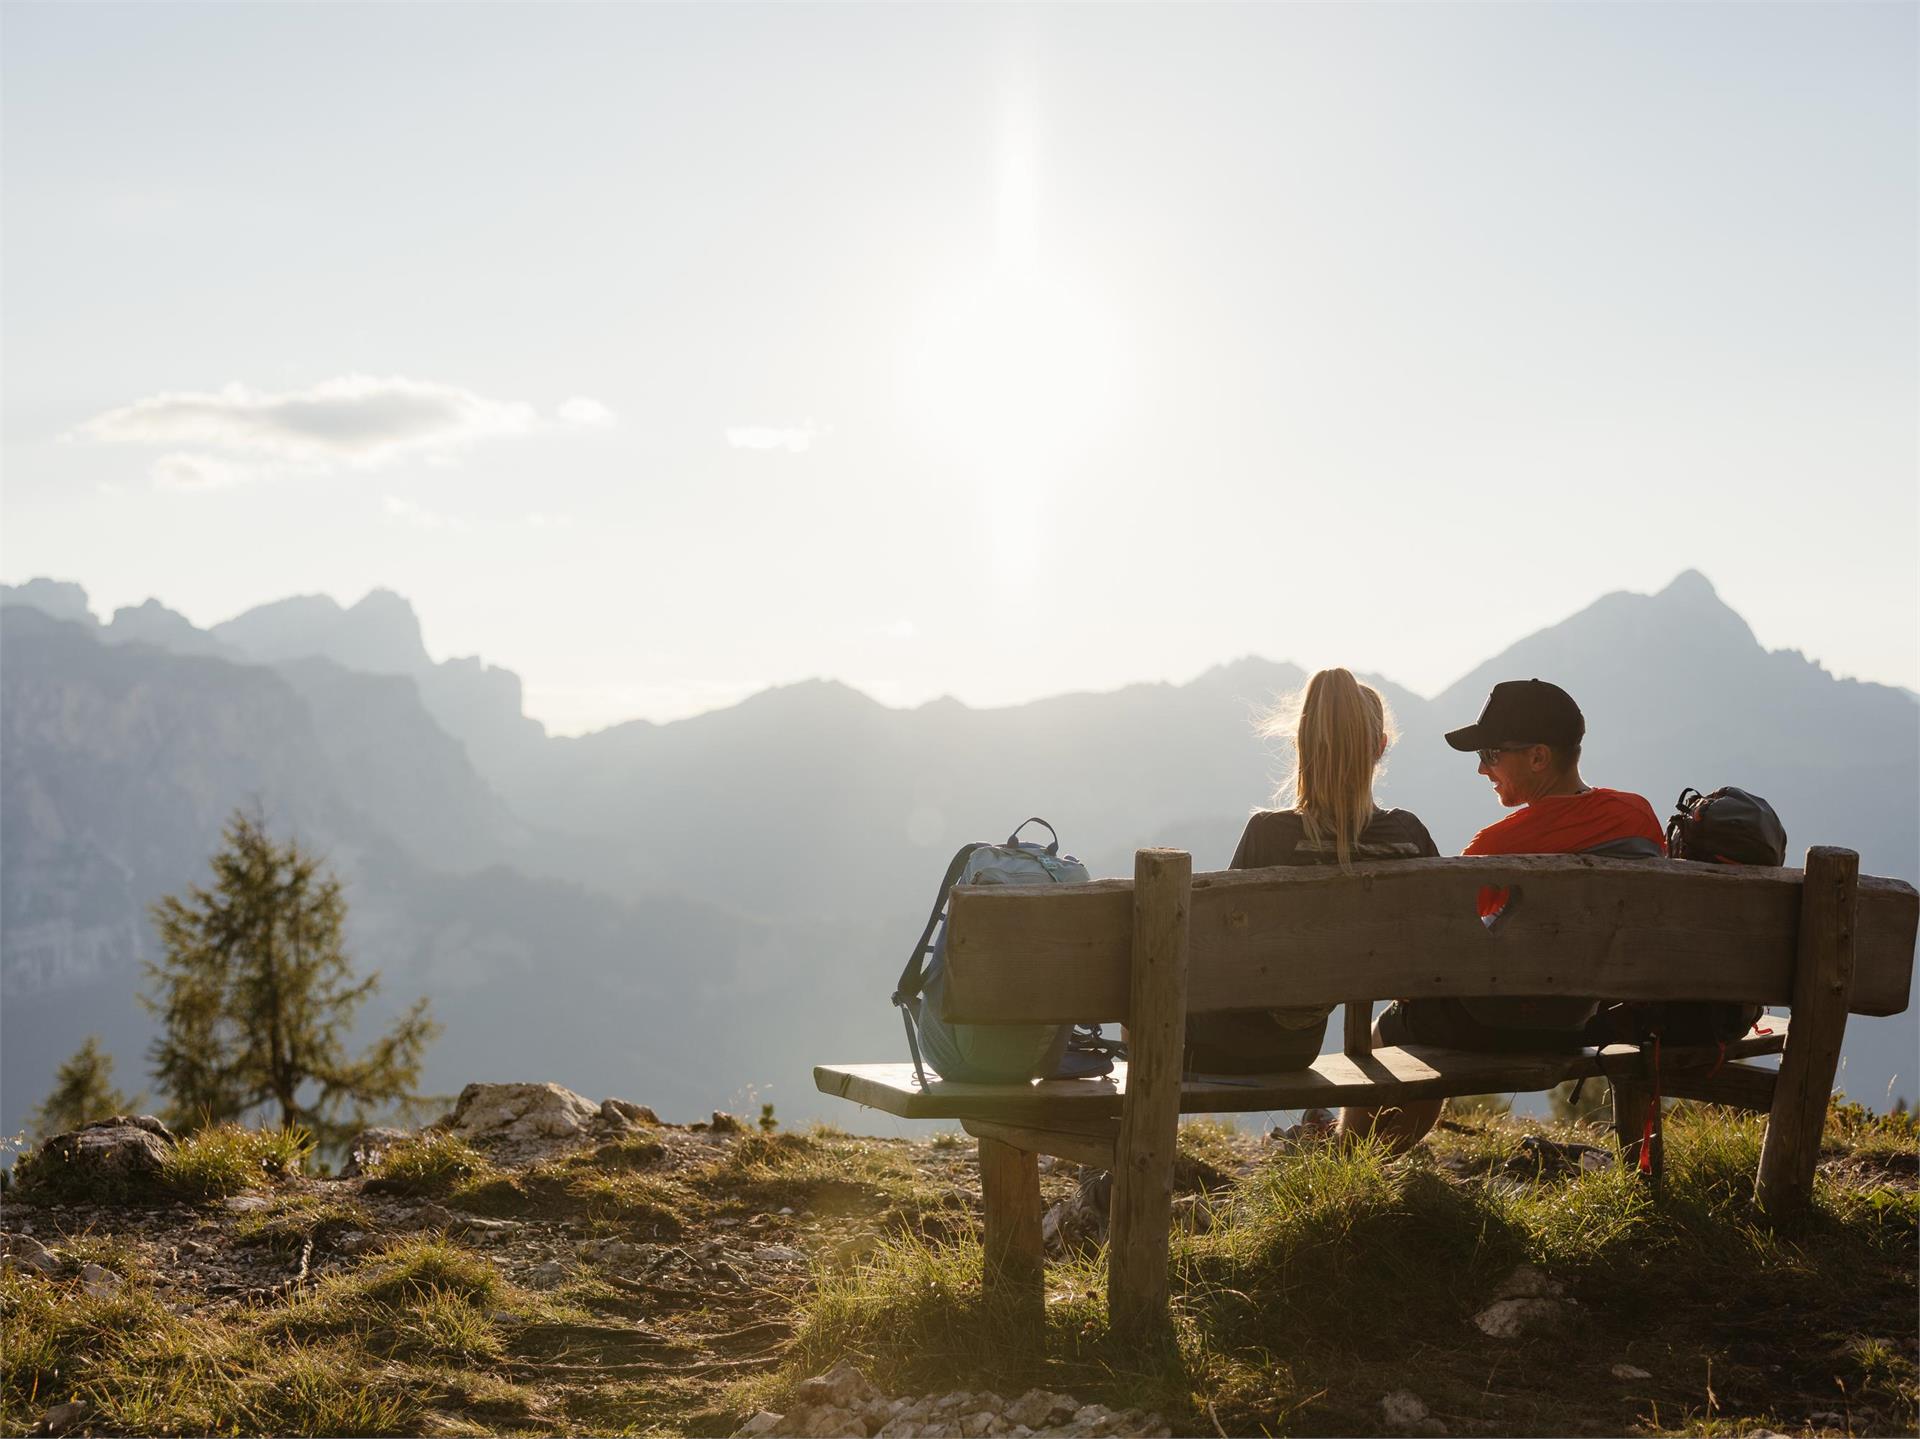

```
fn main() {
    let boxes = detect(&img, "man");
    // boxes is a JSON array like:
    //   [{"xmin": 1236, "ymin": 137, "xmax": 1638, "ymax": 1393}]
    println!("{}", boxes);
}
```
[{"xmin": 1339, "ymin": 678, "xmax": 1665, "ymax": 1149}]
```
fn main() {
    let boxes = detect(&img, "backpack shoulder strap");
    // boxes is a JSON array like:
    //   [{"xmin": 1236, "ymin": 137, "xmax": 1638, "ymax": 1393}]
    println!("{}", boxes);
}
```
[{"xmin": 893, "ymin": 842, "xmax": 981, "ymax": 1005}]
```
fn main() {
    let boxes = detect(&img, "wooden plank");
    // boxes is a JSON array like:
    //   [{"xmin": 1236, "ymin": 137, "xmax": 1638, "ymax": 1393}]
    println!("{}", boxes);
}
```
[
  {"xmin": 1108, "ymin": 849, "xmax": 1190, "ymax": 1336},
  {"xmin": 977, "ymin": 1136, "xmax": 1043, "ymax": 1314},
  {"xmin": 962, "ymin": 1118, "xmax": 1116, "ymax": 1170},
  {"xmin": 1757, "ymin": 847, "xmax": 1859, "ymax": 1225},
  {"xmin": 817, "ymin": 1019, "xmax": 1790, "ymax": 1122},
  {"xmin": 1662, "ymin": 1060, "xmax": 1778, "ymax": 1114},
  {"xmin": 941, "ymin": 857, "xmax": 1917, "ymax": 1022},
  {"xmin": 817, "ymin": 1006, "xmax": 1789, "ymax": 1121}
]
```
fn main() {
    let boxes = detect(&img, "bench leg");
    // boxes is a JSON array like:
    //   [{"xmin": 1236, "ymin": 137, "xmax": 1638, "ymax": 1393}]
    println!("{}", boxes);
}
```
[
  {"xmin": 1108, "ymin": 849, "xmax": 1191, "ymax": 1337},
  {"xmin": 979, "ymin": 1136, "xmax": 1043, "ymax": 1318},
  {"xmin": 1611, "ymin": 1078, "xmax": 1650, "ymax": 1173},
  {"xmin": 1756, "ymin": 846, "xmax": 1858, "ymax": 1227}
]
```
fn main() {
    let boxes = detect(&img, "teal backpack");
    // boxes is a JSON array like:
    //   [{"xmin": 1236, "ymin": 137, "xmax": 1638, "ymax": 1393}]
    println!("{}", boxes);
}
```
[{"xmin": 892, "ymin": 819, "xmax": 1115, "ymax": 1086}]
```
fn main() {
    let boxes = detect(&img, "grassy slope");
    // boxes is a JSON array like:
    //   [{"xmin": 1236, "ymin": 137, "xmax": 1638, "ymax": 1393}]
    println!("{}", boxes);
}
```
[{"xmin": 1, "ymin": 1104, "xmax": 1913, "ymax": 1437}]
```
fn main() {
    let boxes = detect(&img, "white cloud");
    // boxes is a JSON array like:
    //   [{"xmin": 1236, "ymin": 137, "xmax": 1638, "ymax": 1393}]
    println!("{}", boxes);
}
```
[
  {"xmin": 382, "ymin": 494, "xmax": 463, "ymax": 531},
  {"xmin": 524, "ymin": 510, "xmax": 575, "ymax": 529},
  {"xmin": 878, "ymin": 617, "xmax": 916, "ymax": 640},
  {"xmin": 151, "ymin": 451, "xmax": 257, "ymax": 492},
  {"xmin": 72, "ymin": 375, "xmax": 547, "ymax": 471},
  {"xmin": 727, "ymin": 419, "xmax": 828, "ymax": 453},
  {"xmin": 558, "ymin": 396, "xmax": 616, "ymax": 428}
]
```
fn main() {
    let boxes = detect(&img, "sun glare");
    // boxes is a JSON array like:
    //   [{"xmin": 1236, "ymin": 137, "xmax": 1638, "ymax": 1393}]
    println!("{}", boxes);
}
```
[{"xmin": 898, "ymin": 81, "xmax": 1131, "ymax": 582}]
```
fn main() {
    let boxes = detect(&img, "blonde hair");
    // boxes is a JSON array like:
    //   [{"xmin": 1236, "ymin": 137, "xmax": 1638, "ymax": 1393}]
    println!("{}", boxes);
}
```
[{"xmin": 1262, "ymin": 667, "xmax": 1395, "ymax": 866}]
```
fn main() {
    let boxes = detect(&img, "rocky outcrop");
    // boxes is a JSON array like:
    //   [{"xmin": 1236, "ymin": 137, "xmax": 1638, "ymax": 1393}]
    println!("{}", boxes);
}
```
[
  {"xmin": 14, "ymin": 1116, "xmax": 176, "ymax": 1200},
  {"xmin": 442, "ymin": 1082, "xmax": 660, "ymax": 1160},
  {"xmin": 733, "ymin": 1362, "xmax": 1172, "ymax": 1439}
]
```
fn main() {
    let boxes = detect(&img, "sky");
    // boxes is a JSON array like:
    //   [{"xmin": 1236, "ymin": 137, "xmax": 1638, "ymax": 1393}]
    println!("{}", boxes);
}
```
[{"xmin": 3, "ymin": 3, "xmax": 1915, "ymax": 735}]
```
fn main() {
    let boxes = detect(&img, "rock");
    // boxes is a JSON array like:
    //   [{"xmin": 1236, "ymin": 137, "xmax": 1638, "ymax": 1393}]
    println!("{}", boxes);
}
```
[
  {"xmin": 444, "ymin": 1082, "xmax": 603, "ymax": 1152},
  {"xmin": 875, "ymin": 1422, "xmax": 919, "ymax": 1439},
  {"xmin": 340, "ymin": 1127, "xmax": 412, "ymax": 1178},
  {"xmin": 335, "ymin": 1230, "xmax": 378, "ymax": 1256},
  {"xmin": 1041, "ymin": 1170, "xmax": 1111, "ymax": 1255},
  {"xmin": 18, "ymin": 1117, "xmax": 174, "ymax": 1199},
  {"xmin": 798, "ymin": 1407, "xmax": 857, "ymax": 1437},
  {"xmin": 1610, "ymin": 1362, "xmax": 1651, "ymax": 1380},
  {"xmin": 756, "ymin": 1245, "xmax": 804, "ymax": 1264},
  {"xmin": 1492, "ymin": 1265, "xmax": 1566, "ymax": 1301},
  {"xmin": 1380, "ymin": 1389, "xmax": 1444, "ymax": 1433},
  {"xmin": 710, "ymin": 1110, "xmax": 745, "ymax": 1134},
  {"xmin": 78, "ymin": 1263, "xmax": 123, "ymax": 1299},
  {"xmin": 525, "ymin": 1259, "xmax": 567, "ymax": 1289},
  {"xmin": 1473, "ymin": 1296, "xmax": 1568, "ymax": 1339},
  {"xmin": 34, "ymin": 1399, "xmax": 89, "ymax": 1436},
  {"xmin": 600, "ymin": 1098, "xmax": 661, "ymax": 1128},
  {"xmin": 795, "ymin": 1359, "xmax": 872, "ymax": 1409},
  {"xmin": 579, "ymin": 1238, "xmax": 647, "ymax": 1269},
  {"xmin": 222, "ymin": 1195, "xmax": 272, "ymax": 1214},
  {"xmin": 1006, "ymin": 1390, "xmax": 1076, "ymax": 1429},
  {"xmin": 962, "ymin": 1412, "xmax": 996, "ymax": 1436},
  {"xmin": 736, "ymin": 1412, "xmax": 784, "ymax": 1437},
  {"xmin": 832, "ymin": 1231, "xmax": 880, "ymax": 1269},
  {"xmin": 2, "ymin": 1235, "xmax": 64, "ymax": 1277}
]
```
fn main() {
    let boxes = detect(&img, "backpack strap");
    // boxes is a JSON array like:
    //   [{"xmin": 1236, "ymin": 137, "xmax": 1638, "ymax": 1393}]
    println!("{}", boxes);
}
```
[
  {"xmin": 893, "ymin": 842, "xmax": 980, "ymax": 1089},
  {"xmin": 893, "ymin": 843, "xmax": 980, "ymax": 1007}
]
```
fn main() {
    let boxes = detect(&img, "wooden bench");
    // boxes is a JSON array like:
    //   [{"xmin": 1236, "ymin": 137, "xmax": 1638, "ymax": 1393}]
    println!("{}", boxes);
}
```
[{"xmin": 817, "ymin": 847, "xmax": 1918, "ymax": 1332}]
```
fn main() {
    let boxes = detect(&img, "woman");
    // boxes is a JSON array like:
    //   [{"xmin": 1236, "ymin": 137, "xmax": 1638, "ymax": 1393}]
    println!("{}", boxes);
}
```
[{"xmin": 1184, "ymin": 667, "xmax": 1440, "ymax": 1073}]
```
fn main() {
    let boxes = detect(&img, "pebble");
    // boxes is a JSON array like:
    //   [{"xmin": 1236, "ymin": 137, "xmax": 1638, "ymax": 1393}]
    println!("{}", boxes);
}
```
[
  {"xmin": 221, "ymin": 1195, "xmax": 272, "ymax": 1214},
  {"xmin": 526, "ymin": 1259, "xmax": 567, "ymax": 1289},
  {"xmin": 79, "ymin": 1263, "xmax": 124, "ymax": 1299},
  {"xmin": 1473, "ymin": 1297, "xmax": 1567, "ymax": 1339},
  {"xmin": 3, "ymin": 1235, "xmax": 63, "ymax": 1277},
  {"xmin": 37, "ymin": 1399, "xmax": 89, "ymax": 1436},
  {"xmin": 1610, "ymin": 1362, "xmax": 1651, "ymax": 1380}
]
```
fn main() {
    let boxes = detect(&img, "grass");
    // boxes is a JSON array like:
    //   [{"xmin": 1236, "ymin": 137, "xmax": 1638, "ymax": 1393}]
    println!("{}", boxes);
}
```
[
  {"xmin": 755, "ymin": 1105, "xmax": 1919, "ymax": 1438},
  {"xmin": 230, "ymin": 1192, "xmax": 378, "ymax": 1254},
  {"xmin": 358, "ymin": 1130, "xmax": 491, "ymax": 1196},
  {"xmin": 8, "ymin": 1122, "xmax": 313, "ymax": 1206},
  {"xmin": 691, "ymin": 1127, "xmax": 968, "ymax": 1233},
  {"xmin": 6, "ymin": 1106, "xmax": 1911, "ymax": 1437}
]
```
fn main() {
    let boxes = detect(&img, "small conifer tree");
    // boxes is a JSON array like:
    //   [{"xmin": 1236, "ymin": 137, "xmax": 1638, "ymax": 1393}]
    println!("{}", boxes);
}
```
[
  {"xmin": 30, "ymin": 1035, "xmax": 137, "ymax": 1138},
  {"xmin": 141, "ymin": 809, "xmax": 440, "ymax": 1149}
]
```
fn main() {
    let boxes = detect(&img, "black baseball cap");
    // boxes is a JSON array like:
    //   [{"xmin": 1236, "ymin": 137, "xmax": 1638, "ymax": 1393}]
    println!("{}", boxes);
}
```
[{"xmin": 1444, "ymin": 678, "xmax": 1585, "ymax": 752}]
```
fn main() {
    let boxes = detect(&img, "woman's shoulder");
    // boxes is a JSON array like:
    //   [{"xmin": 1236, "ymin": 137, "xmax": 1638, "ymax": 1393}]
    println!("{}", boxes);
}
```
[
  {"xmin": 1230, "ymin": 809, "xmax": 1308, "ymax": 868},
  {"xmin": 1362, "ymin": 807, "xmax": 1441, "ymax": 855}
]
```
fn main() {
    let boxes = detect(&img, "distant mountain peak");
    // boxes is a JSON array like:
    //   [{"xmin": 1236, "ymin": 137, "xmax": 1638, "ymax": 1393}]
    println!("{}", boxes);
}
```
[
  {"xmin": 1658, "ymin": 568, "xmax": 1719, "ymax": 602},
  {"xmin": 1, "ymin": 578, "xmax": 98, "ymax": 627}
]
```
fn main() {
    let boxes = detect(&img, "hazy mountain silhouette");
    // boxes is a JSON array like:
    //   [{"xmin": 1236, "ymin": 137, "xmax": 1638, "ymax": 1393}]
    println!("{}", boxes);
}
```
[
  {"xmin": 2, "ymin": 572, "xmax": 1914, "ymax": 1142},
  {"xmin": 211, "ymin": 587, "xmax": 546, "ymax": 780}
]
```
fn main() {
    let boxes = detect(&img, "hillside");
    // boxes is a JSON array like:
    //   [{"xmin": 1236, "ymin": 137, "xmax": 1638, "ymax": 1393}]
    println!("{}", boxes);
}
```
[{"xmin": 3, "ymin": 1091, "xmax": 1914, "ymax": 1437}]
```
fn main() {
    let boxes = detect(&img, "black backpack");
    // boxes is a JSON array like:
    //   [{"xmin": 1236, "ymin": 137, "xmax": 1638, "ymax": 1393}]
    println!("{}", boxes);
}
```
[
  {"xmin": 1665, "ymin": 786, "xmax": 1788, "ymax": 867},
  {"xmin": 1591, "ymin": 786, "xmax": 1787, "ymax": 1049}
]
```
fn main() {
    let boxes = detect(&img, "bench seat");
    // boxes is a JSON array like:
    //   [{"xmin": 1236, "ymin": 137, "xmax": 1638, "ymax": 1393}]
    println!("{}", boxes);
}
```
[{"xmin": 815, "ymin": 1014, "xmax": 1790, "ymax": 1122}]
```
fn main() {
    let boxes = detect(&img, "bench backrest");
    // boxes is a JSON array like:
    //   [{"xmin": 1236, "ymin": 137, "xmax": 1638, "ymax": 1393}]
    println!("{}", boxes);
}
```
[{"xmin": 941, "ymin": 853, "xmax": 1919, "ymax": 1024}]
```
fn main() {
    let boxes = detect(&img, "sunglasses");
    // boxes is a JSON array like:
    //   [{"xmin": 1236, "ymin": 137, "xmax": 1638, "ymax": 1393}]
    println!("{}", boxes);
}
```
[{"xmin": 1476, "ymin": 745, "xmax": 1538, "ymax": 765}]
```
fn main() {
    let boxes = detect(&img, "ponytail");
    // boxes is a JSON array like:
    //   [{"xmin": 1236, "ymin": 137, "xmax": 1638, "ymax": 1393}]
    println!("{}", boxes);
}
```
[{"xmin": 1263, "ymin": 668, "xmax": 1394, "ymax": 866}]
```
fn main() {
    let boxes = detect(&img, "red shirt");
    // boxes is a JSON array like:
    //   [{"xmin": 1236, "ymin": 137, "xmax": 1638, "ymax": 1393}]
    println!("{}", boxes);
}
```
[{"xmin": 1464, "ymin": 787, "xmax": 1666, "ymax": 857}]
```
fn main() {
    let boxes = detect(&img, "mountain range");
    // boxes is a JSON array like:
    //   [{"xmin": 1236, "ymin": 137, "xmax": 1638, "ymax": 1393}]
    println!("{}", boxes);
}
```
[{"xmin": 3, "ymin": 571, "xmax": 1915, "ymax": 1143}]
